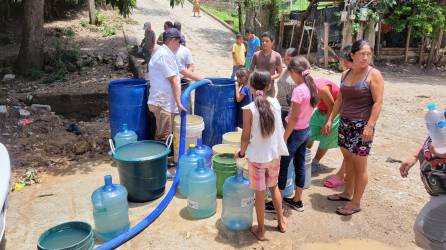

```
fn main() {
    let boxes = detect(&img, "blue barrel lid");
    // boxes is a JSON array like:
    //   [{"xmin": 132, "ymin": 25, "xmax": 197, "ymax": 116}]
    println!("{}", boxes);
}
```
[{"xmin": 113, "ymin": 141, "xmax": 170, "ymax": 162}]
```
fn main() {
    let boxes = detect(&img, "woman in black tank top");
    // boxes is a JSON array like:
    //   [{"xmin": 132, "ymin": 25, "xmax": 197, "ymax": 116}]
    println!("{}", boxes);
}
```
[{"xmin": 324, "ymin": 40, "xmax": 385, "ymax": 216}]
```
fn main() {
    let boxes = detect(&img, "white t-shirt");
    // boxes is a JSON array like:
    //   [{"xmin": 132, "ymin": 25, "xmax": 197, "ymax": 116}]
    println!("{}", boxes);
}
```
[
  {"xmin": 176, "ymin": 45, "xmax": 193, "ymax": 73},
  {"xmin": 148, "ymin": 45, "xmax": 181, "ymax": 113},
  {"xmin": 243, "ymin": 97, "xmax": 289, "ymax": 163}
]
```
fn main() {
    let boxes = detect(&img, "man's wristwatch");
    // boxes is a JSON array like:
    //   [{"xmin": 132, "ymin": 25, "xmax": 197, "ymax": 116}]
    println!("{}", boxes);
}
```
[{"xmin": 238, "ymin": 151, "xmax": 245, "ymax": 158}]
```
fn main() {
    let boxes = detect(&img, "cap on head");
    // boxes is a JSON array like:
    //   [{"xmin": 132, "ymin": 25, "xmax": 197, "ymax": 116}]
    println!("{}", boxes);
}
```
[
  {"xmin": 164, "ymin": 28, "xmax": 182, "ymax": 40},
  {"xmin": 143, "ymin": 22, "xmax": 151, "ymax": 30}
]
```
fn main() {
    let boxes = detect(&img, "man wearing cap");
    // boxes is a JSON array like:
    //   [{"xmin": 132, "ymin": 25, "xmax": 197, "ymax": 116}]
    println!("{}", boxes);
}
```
[
  {"xmin": 140, "ymin": 22, "xmax": 156, "ymax": 64},
  {"xmin": 148, "ymin": 28, "xmax": 203, "ymax": 141}
]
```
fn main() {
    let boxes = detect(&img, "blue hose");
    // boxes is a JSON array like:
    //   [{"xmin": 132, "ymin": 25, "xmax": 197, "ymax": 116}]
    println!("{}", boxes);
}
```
[{"xmin": 95, "ymin": 79, "xmax": 212, "ymax": 250}]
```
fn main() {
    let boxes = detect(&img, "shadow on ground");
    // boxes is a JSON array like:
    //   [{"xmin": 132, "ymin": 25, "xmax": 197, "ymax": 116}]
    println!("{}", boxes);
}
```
[{"xmin": 214, "ymin": 219, "xmax": 260, "ymax": 248}]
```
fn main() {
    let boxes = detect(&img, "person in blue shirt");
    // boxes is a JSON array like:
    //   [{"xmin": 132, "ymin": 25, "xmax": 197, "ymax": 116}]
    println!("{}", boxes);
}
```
[
  {"xmin": 235, "ymin": 68, "xmax": 253, "ymax": 128},
  {"xmin": 245, "ymin": 28, "xmax": 261, "ymax": 70}
]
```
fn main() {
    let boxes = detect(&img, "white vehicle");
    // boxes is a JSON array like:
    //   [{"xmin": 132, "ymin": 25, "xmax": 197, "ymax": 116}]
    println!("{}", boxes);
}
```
[{"xmin": 0, "ymin": 143, "xmax": 10, "ymax": 248}]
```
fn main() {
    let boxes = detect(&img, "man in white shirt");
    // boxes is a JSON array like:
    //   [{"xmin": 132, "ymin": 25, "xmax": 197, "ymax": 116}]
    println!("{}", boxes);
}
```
[{"xmin": 148, "ymin": 28, "xmax": 202, "ymax": 140}]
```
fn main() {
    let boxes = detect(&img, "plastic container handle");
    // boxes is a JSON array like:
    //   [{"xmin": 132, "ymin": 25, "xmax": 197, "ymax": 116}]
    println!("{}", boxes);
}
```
[
  {"xmin": 165, "ymin": 134, "xmax": 173, "ymax": 149},
  {"xmin": 109, "ymin": 139, "xmax": 116, "ymax": 155}
]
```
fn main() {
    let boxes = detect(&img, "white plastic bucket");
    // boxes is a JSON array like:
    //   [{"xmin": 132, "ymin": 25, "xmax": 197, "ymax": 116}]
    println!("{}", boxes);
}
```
[
  {"xmin": 173, "ymin": 114, "xmax": 205, "ymax": 162},
  {"xmin": 222, "ymin": 131, "xmax": 242, "ymax": 147}
]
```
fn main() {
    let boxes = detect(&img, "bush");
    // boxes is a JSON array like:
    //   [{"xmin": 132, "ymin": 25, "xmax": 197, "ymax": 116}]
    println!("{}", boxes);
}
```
[
  {"xmin": 101, "ymin": 25, "xmax": 116, "ymax": 37},
  {"xmin": 96, "ymin": 10, "xmax": 106, "ymax": 26}
]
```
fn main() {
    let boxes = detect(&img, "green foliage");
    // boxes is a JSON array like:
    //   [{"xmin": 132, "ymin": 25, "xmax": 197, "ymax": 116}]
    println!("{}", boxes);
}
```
[
  {"xmin": 201, "ymin": 6, "xmax": 240, "ymax": 32},
  {"xmin": 385, "ymin": 0, "xmax": 446, "ymax": 38},
  {"xmin": 95, "ymin": 10, "xmax": 106, "ymax": 26},
  {"xmin": 106, "ymin": 0, "xmax": 137, "ymax": 17},
  {"xmin": 80, "ymin": 19, "xmax": 89, "ymax": 27},
  {"xmin": 101, "ymin": 25, "xmax": 116, "ymax": 37},
  {"xmin": 44, "ymin": 43, "xmax": 81, "ymax": 84},
  {"xmin": 62, "ymin": 27, "xmax": 76, "ymax": 38}
]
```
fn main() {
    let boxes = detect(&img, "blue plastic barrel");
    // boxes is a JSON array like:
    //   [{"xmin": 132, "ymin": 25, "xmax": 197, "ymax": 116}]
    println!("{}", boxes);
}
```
[
  {"xmin": 194, "ymin": 78, "xmax": 237, "ymax": 147},
  {"xmin": 109, "ymin": 79, "xmax": 152, "ymax": 140}
]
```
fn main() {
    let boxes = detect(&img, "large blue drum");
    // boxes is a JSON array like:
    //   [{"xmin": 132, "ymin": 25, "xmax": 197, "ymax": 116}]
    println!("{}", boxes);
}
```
[
  {"xmin": 108, "ymin": 79, "xmax": 152, "ymax": 140},
  {"xmin": 194, "ymin": 78, "xmax": 237, "ymax": 147}
]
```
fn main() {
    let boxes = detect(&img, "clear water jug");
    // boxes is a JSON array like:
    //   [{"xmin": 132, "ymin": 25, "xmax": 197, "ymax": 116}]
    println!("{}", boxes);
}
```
[
  {"xmin": 194, "ymin": 138, "xmax": 213, "ymax": 168},
  {"xmin": 425, "ymin": 103, "xmax": 445, "ymax": 132},
  {"xmin": 113, "ymin": 123, "xmax": 138, "ymax": 148},
  {"xmin": 221, "ymin": 167, "xmax": 254, "ymax": 231},
  {"xmin": 187, "ymin": 158, "xmax": 217, "ymax": 218},
  {"xmin": 91, "ymin": 175, "xmax": 130, "ymax": 242},
  {"xmin": 178, "ymin": 144, "xmax": 203, "ymax": 197},
  {"xmin": 432, "ymin": 120, "xmax": 446, "ymax": 154}
]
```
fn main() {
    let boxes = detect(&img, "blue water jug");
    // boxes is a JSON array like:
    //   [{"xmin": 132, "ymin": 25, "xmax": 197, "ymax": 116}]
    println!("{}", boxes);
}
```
[
  {"xmin": 91, "ymin": 175, "xmax": 130, "ymax": 242},
  {"xmin": 221, "ymin": 167, "xmax": 254, "ymax": 231},
  {"xmin": 187, "ymin": 158, "xmax": 217, "ymax": 218},
  {"xmin": 113, "ymin": 123, "xmax": 138, "ymax": 148},
  {"xmin": 179, "ymin": 144, "xmax": 202, "ymax": 197},
  {"xmin": 194, "ymin": 138, "xmax": 213, "ymax": 168}
]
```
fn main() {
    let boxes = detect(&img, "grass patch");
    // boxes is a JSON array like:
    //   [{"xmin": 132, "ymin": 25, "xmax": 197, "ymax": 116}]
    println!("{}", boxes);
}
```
[{"xmin": 201, "ymin": 5, "xmax": 240, "ymax": 32}]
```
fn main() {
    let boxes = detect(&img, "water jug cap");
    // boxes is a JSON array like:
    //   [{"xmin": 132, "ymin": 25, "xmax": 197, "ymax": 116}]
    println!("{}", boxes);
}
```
[
  {"xmin": 189, "ymin": 144, "xmax": 196, "ymax": 148},
  {"xmin": 427, "ymin": 103, "xmax": 437, "ymax": 111},
  {"xmin": 122, "ymin": 123, "xmax": 129, "ymax": 131},
  {"xmin": 438, "ymin": 120, "xmax": 446, "ymax": 129}
]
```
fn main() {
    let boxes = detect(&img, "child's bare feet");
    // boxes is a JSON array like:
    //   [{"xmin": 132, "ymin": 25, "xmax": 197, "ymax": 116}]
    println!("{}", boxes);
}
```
[
  {"xmin": 250, "ymin": 226, "xmax": 266, "ymax": 241},
  {"xmin": 277, "ymin": 216, "xmax": 288, "ymax": 233}
]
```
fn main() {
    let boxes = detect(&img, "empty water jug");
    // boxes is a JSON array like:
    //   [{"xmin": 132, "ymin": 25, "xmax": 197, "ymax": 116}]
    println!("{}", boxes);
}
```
[
  {"xmin": 194, "ymin": 138, "xmax": 213, "ymax": 168},
  {"xmin": 425, "ymin": 103, "xmax": 445, "ymax": 132},
  {"xmin": 221, "ymin": 167, "xmax": 254, "ymax": 231},
  {"xmin": 187, "ymin": 159, "xmax": 217, "ymax": 218},
  {"xmin": 91, "ymin": 175, "xmax": 129, "ymax": 242},
  {"xmin": 179, "ymin": 144, "xmax": 203, "ymax": 197},
  {"xmin": 113, "ymin": 123, "xmax": 138, "ymax": 148},
  {"xmin": 432, "ymin": 120, "xmax": 446, "ymax": 154}
]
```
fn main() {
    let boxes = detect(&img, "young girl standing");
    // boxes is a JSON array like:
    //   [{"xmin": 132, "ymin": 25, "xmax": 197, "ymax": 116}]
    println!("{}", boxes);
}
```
[
  {"xmin": 237, "ymin": 70, "xmax": 289, "ymax": 241},
  {"xmin": 235, "ymin": 69, "xmax": 253, "ymax": 128},
  {"xmin": 278, "ymin": 56, "xmax": 319, "ymax": 211}
]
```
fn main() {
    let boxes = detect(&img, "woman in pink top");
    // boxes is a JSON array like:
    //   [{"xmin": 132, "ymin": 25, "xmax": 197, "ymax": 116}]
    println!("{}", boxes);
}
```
[{"xmin": 277, "ymin": 56, "xmax": 319, "ymax": 211}]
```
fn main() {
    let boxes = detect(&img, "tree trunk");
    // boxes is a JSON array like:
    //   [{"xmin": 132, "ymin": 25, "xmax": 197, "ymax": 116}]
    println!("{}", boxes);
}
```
[
  {"xmin": 427, "ymin": 26, "xmax": 443, "ymax": 69},
  {"xmin": 89, "ymin": 0, "xmax": 96, "ymax": 25},
  {"xmin": 419, "ymin": 36, "xmax": 425, "ymax": 65},
  {"xmin": 237, "ymin": 1, "xmax": 243, "ymax": 34},
  {"xmin": 16, "ymin": 0, "xmax": 44, "ymax": 75},
  {"xmin": 404, "ymin": 25, "xmax": 412, "ymax": 63}
]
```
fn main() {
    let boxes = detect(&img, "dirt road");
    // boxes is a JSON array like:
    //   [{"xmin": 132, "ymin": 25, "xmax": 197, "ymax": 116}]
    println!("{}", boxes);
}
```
[{"xmin": 4, "ymin": 0, "xmax": 446, "ymax": 249}]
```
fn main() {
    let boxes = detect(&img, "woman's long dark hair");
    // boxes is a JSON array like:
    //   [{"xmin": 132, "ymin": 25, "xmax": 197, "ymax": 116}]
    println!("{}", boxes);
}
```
[
  {"xmin": 287, "ymin": 56, "xmax": 319, "ymax": 107},
  {"xmin": 250, "ymin": 71, "xmax": 275, "ymax": 138}
]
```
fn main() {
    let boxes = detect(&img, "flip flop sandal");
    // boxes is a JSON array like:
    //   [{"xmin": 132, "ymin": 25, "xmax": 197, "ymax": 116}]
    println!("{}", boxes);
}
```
[
  {"xmin": 336, "ymin": 206, "xmax": 362, "ymax": 216},
  {"xmin": 324, "ymin": 176, "xmax": 345, "ymax": 188},
  {"xmin": 327, "ymin": 194, "xmax": 351, "ymax": 201}
]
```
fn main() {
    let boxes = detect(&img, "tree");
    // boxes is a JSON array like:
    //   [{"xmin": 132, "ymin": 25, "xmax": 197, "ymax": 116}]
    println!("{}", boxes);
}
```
[
  {"xmin": 16, "ymin": 0, "xmax": 45, "ymax": 75},
  {"xmin": 385, "ymin": 0, "xmax": 446, "ymax": 68},
  {"xmin": 89, "ymin": 0, "xmax": 96, "ymax": 25}
]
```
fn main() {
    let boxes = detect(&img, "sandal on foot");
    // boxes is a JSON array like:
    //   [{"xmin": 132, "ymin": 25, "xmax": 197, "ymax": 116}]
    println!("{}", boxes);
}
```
[
  {"xmin": 336, "ymin": 206, "xmax": 361, "ymax": 216},
  {"xmin": 324, "ymin": 176, "xmax": 345, "ymax": 188},
  {"xmin": 327, "ymin": 194, "xmax": 351, "ymax": 201},
  {"xmin": 250, "ymin": 226, "xmax": 266, "ymax": 241}
]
